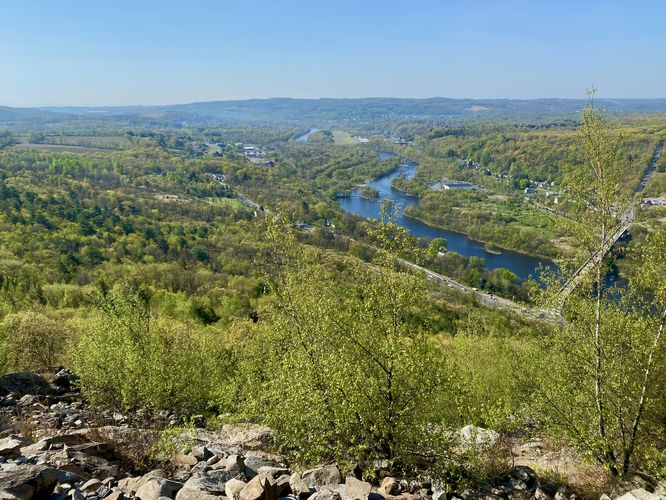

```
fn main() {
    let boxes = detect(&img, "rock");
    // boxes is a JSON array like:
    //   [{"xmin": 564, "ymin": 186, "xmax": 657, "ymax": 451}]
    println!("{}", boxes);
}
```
[
  {"xmin": 70, "ymin": 490, "xmax": 86, "ymax": 500},
  {"xmin": 264, "ymin": 476, "xmax": 279, "ymax": 500},
  {"xmin": 119, "ymin": 471, "xmax": 166, "ymax": 495},
  {"xmin": 344, "ymin": 477, "xmax": 372, "ymax": 500},
  {"xmin": 176, "ymin": 488, "xmax": 222, "ymax": 500},
  {"xmin": 226, "ymin": 455, "xmax": 246, "ymax": 475},
  {"xmin": 302, "ymin": 465, "xmax": 343, "ymax": 488},
  {"xmin": 105, "ymin": 492, "xmax": 125, "ymax": 500},
  {"xmin": 0, "ymin": 436, "xmax": 29, "ymax": 456},
  {"xmin": 275, "ymin": 475, "xmax": 292, "ymax": 499},
  {"xmin": 240, "ymin": 475, "xmax": 268, "ymax": 500},
  {"xmin": 258, "ymin": 467, "xmax": 291, "ymax": 480},
  {"xmin": 50, "ymin": 368, "xmax": 74, "ymax": 392},
  {"xmin": 289, "ymin": 472, "xmax": 312, "ymax": 499},
  {"xmin": 118, "ymin": 476, "xmax": 146, "ymax": 494},
  {"xmin": 612, "ymin": 475, "xmax": 657, "ymax": 497},
  {"xmin": 616, "ymin": 490, "xmax": 660, "ymax": 500},
  {"xmin": 80, "ymin": 478, "xmax": 102, "ymax": 493},
  {"xmin": 379, "ymin": 477, "xmax": 400, "ymax": 497},
  {"xmin": 190, "ymin": 446, "xmax": 214, "ymax": 462},
  {"xmin": 458, "ymin": 425, "xmax": 499, "ymax": 447},
  {"xmin": 226, "ymin": 478, "xmax": 248, "ymax": 500},
  {"xmin": 136, "ymin": 477, "xmax": 183, "ymax": 499},
  {"xmin": 173, "ymin": 454, "xmax": 199, "ymax": 467},
  {"xmin": 309, "ymin": 488, "xmax": 342, "ymax": 500},
  {"xmin": 182, "ymin": 470, "xmax": 235, "ymax": 495},
  {"xmin": 0, "ymin": 372, "xmax": 52, "ymax": 397},
  {"xmin": 0, "ymin": 464, "xmax": 58, "ymax": 499},
  {"xmin": 245, "ymin": 456, "xmax": 281, "ymax": 480},
  {"xmin": 219, "ymin": 424, "xmax": 273, "ymax": 452},
  {"xmin": 17, "ymin": 394, "xmax": 38, "ymax": 407},
  {"xmin": 19, "ymin": 439, "xmax": 49, "ymax": 455}
]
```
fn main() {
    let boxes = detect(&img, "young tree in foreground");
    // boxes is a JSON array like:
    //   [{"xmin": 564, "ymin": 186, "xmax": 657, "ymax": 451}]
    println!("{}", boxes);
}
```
[
  {"xmin": 534, "ymin": 91, "xmax": 665, "ymax": 476},
  {"xmin": 239, "ymin": 214, "xmax": 449, "ymax": 470}
]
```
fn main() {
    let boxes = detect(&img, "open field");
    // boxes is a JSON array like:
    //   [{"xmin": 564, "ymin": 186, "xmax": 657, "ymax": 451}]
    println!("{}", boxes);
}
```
[
  {"xmin": 332, "ymin": 130, "xmax": 358, "ymax": 145},
  {"xmin": 17, "ymin": 134, "xmax": 132, "ymax": 150},
  {"xmin": 10, "ymin": 143, "xmax": 115, "ymax": 154}
]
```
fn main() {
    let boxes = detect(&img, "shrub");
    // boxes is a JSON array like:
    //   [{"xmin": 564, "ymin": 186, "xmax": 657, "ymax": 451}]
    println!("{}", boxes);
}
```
[
  {"xmin": 0, "ymin": 310, "xmax": 66, "ymax": 371},
  {"xmin": 69, "ymin": 282, "xmax": 234, "ymax": 413},
  {"xmin": 236, "ymin": 217, "xmax": 452, "ymax": 471}
]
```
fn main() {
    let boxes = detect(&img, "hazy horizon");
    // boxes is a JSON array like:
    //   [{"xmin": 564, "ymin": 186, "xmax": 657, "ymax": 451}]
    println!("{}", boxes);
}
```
[{"xmin": 2, "ymin": 0, "xmax": 666, "ymax": 107}]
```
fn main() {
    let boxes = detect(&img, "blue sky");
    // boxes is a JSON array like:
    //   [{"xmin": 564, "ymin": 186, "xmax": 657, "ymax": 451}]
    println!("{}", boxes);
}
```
[{"xmin": 1, "ymin": 0, "xmax": 664, "ymax": 106}]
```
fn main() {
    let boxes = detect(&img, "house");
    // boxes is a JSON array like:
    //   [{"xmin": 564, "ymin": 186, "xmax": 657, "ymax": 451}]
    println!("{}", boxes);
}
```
[
  {"xmin": 524, "ymin": 187, "xmax": 536, "ymax": 194},
  {"xmin": 641, "ymin": 198, "xmax": 666, "ymax": 207},
  {"xmin": 431, "ymin": 180, "xmax": 484, "ymax": 191}
]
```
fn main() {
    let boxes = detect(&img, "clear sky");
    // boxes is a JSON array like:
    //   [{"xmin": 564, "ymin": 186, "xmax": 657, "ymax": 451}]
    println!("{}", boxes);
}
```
[{"xmin": 1, "ymin": 0, "xmax": 665, "ymax": 106}]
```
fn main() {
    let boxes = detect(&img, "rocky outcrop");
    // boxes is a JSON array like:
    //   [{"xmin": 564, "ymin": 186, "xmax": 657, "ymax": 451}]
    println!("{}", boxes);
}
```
[
  {"xmin": 0, "ymin": 464, "xmax": 58, "ymax": 498},
  {"xmin": 0, "ymin": 370, "xmax": 620, "ymax": 500}
]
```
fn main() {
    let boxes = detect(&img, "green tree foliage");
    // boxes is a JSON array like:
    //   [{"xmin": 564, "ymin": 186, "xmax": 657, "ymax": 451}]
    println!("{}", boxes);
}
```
[
  {"xmin": 533, "ymin": 92, "xmax": 666, "ymax": 477},
  {"xmin": 69, "ymin": 283, "xmax": 233, "ymax": 413},
  {"xmin": 236, "ymin": 216, "xmax": 450, "ymax": 470},
  {"xmin": 0, "ymin": 310, "xmax": 65, "ymax": 371}
]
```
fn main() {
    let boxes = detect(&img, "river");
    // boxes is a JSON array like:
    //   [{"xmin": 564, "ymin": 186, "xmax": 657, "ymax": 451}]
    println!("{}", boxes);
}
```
[
  {"xmin": 295, "ymin": 127, "xmax": 320, "ymax": 143},
  {"xmin": 338, "ymin": 152, "xmax": 555, "ymax": 281}
]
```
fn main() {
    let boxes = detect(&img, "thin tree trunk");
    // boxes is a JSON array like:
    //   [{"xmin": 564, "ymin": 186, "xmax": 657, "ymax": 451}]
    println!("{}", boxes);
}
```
[
  {"xmin": 594, "ymin": 223, "xmax": 617, "ymax": 474},
  {"xmin": 623, "ymin": 307, "xmax": 666, "ymax": 474}
]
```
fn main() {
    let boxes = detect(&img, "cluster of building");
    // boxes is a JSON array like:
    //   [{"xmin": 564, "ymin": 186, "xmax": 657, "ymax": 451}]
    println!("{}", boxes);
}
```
[
  {"xmin": 641, "ymin": 198, "xmax": 666, "ymax": 207},
  {"xmin": 391, "ymin": 136, "xmax": 410, "ymax": 145},
  {"xmin": 205, "ymin": 172, "xmax": 228, "ymax": 189},
  {"xmin": 430, "ymin": 179, "xmax": 485, "ymax": 192},
  {"xmin": 240, "ymin": 145, "xmax": 274, "ymax": 167}
]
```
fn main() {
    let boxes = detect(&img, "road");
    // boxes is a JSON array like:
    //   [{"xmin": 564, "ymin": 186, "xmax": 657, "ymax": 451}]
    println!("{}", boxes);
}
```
[
  {"xmin": 226, "ymin": 179, "xmax": 559, "ymax": 324},
  {"xmin": 397, "ymin": 257, "xmax": 561, "ymax": 324}
]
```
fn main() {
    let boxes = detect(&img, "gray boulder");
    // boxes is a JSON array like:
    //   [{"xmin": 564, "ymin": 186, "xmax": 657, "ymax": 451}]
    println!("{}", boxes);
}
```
[
  {"xmin": 245, "ymin": 456, "xmax": 281, "ymax": 480},
  {"xmin": 136, "ymin": 477, "xmax": 183, "ymax": 499},
  {"xmin": 302, "ymin": 465, "xmax": 342, "ymax": 488},
  {"xmin": 226, "ymin": 478, "xmax": 248, "ymax": 500},
  {"xmin": 226, "ymin": 454, "xmax": 246, "ymax": 475},
  {"xmin": 309, "ymin": 488, "xmax": 342, "ymax": 500},
  {"xmin": 0, "ymin": 436, "xmax": 30, "ymax": 456},
  {"xmin": 615, "ymin": 490, "xmax": 660, "ymax": 500},
  {"xmin": 289, "ymin": 472, "xmax": 312, "ymax": 499},
  {"xmin": 0, "ymin": 372, "xmax": 52, "ymax": 397},
  {"xmin": 379, "ymin": 477, "xmax": 400, "ymax": 497},
  {"xmin": 343, "ymin": 477, "xmax": 372, "ymax": 500},
  {"xmin": 240, "ymin": 475, "xmax": 269, "ymax": 500},
  {"xmin": 182, "ymin": 469, "xmax": 235, "ymax": 496},
  {"xmin": 176, "ymin": 488, "xmax": 222, "ymax": 500},
  {"xmin": 0, "ymin": 464, "xmax": 58, "ymax": 499}
]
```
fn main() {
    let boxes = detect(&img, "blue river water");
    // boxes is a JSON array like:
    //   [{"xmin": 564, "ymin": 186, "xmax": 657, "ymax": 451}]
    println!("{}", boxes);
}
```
[
  {"xmin": 296, "ymin": 127, "xmax": 319, "ymax": 143},
  {"xmin": 338, "ymin": 152, "xmax": 555, "ymax": 281}
]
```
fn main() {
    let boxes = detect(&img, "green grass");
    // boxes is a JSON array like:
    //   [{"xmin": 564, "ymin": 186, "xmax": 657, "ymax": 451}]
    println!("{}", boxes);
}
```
[{"xmin": 332, "ymin": 131, "xmax": 358, "ymax": 145}]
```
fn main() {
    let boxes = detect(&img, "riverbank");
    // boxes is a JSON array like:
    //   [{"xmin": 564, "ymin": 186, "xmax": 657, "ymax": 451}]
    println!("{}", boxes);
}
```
[
  {"xmin": 402, "ymin": 209, "xmax": 556, "ymax": 262},
  {"xmin": 339, "ymin": 154, "xmax": 557, "ymax": 280}
]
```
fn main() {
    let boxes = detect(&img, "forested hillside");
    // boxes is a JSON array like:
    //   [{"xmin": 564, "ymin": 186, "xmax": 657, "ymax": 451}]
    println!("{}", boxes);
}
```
[{"xmin": 0, "ymin": 103, "xmax": 665, "ymax": 500}]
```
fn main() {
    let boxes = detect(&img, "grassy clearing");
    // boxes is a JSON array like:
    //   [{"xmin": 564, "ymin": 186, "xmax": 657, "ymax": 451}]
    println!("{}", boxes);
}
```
[
  {"xmin": 10, "ymin": 143, "xmax": 114, "ymax": 154},
  {"xmin": 332, "ymin": 130, "xmax": 358, "ymax": 145},
  {"xmin": 645, "ymin": 171, "xmax": 666, "ymax": 197}
]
